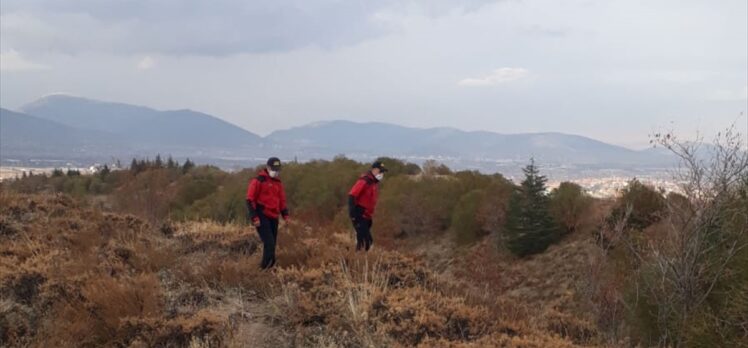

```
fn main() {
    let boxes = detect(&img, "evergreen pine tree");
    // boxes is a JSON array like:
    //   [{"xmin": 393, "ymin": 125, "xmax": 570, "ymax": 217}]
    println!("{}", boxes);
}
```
[
  {"xmin": 155, "ymin": 154, "xmax": 163, "ymax": 168},
  {"xmin": 99, "ymin": 164, "xmax": 111, "ymax": 178},
  {"xmin": 503, "ymin": 158, "xmax": 559, "ymax": 257},
  {"xmin": 130, "ymin": 158, "xmax": 140, "ymax": 173},
  {"xmin": 182, "ymin": 158, "xmax": 195, "ymax": 174},
  {"xmin": 167, "ymin": 155, "xmax": 176, "ymax": 169}
]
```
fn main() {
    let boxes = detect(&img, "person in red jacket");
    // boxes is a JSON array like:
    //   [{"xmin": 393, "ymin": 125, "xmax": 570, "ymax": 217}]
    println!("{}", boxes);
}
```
[
  {"xmin": 348, "ymin": 161, "xmax": 388, "ymax": 251},
  {"xmin": 246, "ymin": 157, "xmax": 289, "ymax": 269}
]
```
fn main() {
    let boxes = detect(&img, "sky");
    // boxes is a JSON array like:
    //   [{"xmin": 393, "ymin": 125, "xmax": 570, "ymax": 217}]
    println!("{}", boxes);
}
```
[{"xmin": 1, "ymin": 0, "xmax": 746, "ymax": 149}]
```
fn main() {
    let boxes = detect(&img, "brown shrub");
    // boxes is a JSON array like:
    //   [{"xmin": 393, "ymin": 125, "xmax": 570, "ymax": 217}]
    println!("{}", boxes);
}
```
[
  {"xmin": 420, "ymin": 333, "xmax": 578, "ymax": 348},
  {"xmin": 541, "ymin": 308, "xmax": 596, "ymax": 344},
  {"xmin": 371, "ymin": 287, "xmax": 492, "ymax": 345},
  {"xmin": 196, "ymin": 257, "xmax": 273, "ymax": 293},
  {"xmin": 2, "ymin": 272, "xmax": 45, "ymax": 305},
  {"xmin": 38, "ymin": 274, "xmax": 164, "ymax": 346},
  {"xmin": 273, "ymin": 266, "xmax": 345, "ymax": 327},
  {"xmin": 0, "ymin": 190, "xmax": 599, "ymax": 347},
  {"xmin": 0, "ymin": 299, "xmax": 35, "ymax": 346},
  {"xmin": 120, "ymin": 310, "xmax": 228, "ymax": 348},
  {"xmin": 268, "ymin": 251, "xmax": 579, "ymax": 347}
]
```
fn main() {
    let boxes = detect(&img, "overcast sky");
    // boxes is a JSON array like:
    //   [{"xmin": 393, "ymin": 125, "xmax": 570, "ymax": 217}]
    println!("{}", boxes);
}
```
[{"xmin": 1, "ymin": 0, "xmax": 746, "ymax": 148}]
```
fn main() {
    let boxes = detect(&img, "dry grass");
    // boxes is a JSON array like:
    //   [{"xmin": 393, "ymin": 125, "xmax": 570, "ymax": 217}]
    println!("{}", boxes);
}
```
[
  {"xmin": 0, "ymin": 192, "xmax": 240, "ymax": 346},
  {"xmin": 267, "ymin": 248, "xmax": 583, "ymax": 347},
  {"xmin": 437, "ymin": 230, "xmax": 611, "ymax": 346},
  {"xmin": 0, "ymin": 191, "xmax": 596, "ymax": 347}
]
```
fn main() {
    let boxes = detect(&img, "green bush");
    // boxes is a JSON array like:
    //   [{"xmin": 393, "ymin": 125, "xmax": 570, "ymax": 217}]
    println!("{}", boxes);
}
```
[
  {"xmin": 373, "ymin": 156, "xmax": 421, "ymax": 176},
  {"xmin": 179, "ymin": 169, "xmax": 251, "ymax": 223},
  {"xmin": 281, "ymin": 157, "xmax": 367, "ymax": 223},
  {"xmin": 549, "ymin": 182, "xmax": 593, "ymax": 235},
  {"xmin": 475, "ymin": 181, "xmax": 514, "ymax": 238},
  {"xmin": 607, "ymin": 179, "xmax": 665, "ymax": 231},
  {"xmin": 6, "ymin": 157, "xmax": 512, "ymax": 242},
  {"xmin": 450, "ymin": 190, "xmax": 486, "ymax": 246},
  {"xmin": 376, "ymin": 176, "xmax": 463, "ymax": 239}
]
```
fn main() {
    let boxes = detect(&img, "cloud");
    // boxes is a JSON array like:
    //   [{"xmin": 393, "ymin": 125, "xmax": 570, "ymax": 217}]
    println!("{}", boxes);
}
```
[
  {"xmin": 458, "ymin": 67, "xmax": 528, "ymax": 87},
  {"xmin": 137, "ymin": 56, "xmax": 156, "ymax": 70},
  {"xmin": 0, "ymin": 0, "xmax": 502, "ymax": 56},
  {"xmin": 0, "ymin": 49, "xmax": 49, "ymax": 71},
  {"xmin": 520, "ymin": 25, "xmax": 568, "ymax": 38},
  {"xmin": 708, "ymin": 86, "xmax": 748, "ymax": 101}
]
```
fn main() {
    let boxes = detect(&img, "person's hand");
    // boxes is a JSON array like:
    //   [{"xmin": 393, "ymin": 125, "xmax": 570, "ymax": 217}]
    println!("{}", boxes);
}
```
[{"xmin": 252, "ymin": 217, "xmax": 261, "ymax": 227}]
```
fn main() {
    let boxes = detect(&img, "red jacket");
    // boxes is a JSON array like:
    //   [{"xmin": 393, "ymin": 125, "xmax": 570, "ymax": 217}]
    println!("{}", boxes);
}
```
[
  {"xmin": 246, "ymin": 169, "xmax": 288, "ymax": 220},
  {"xmin": 348, "ymin": 172, "xmax": 380, "ymax": 219}
]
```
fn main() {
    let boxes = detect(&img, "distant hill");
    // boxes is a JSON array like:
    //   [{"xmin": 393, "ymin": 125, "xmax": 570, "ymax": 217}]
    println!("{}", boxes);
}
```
[
  {"xmin": 3, "ymin": 95, "xmax": 675, "ymax": 171},
  {"xmin": 267, "ymin": 120, "xmax": 670, "ymax": 165},
  {"xmin": 0, "ymin": 108, "xmax": 125, "ymax": 159},
  {"xmin": 21, "ymin": 94, "xmax": 264, "ymax": 149}
]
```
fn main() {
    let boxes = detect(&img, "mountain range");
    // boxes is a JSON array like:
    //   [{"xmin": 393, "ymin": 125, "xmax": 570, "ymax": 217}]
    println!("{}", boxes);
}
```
[
  {"xmin": 266, "ymin": 121, "xmax": 665, "ymax": 165},
  {"xmin": 21, "ymin": 94, "xmax": 264, "ymax": 149},
  {"xmin": 1, "ymin": 95, "xmax": 673, "ymax": 170},
  {"xmin": 0, "ymin": 107, "xmax": 123, "ymax": 159}
]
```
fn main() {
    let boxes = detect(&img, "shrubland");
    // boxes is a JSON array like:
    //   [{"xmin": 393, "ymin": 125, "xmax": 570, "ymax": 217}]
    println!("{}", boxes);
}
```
[
  {"xmin": 0, "ymin": 191, "xmax": 581, "ymax": 347},
  {"xmin": 2, "ymin": 127, "xmax": 746, "ymax": 347}
]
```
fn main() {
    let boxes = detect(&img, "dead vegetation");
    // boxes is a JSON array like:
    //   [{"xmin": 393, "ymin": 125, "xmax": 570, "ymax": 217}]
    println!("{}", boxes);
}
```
[
  {"xmin": 0, "ymin": 191, "xmax": 241, "ymax": 347},
  {"xmin": 0, "ymin": 190, "xmax": 586, "ymax": 347},
  {"xmin": 3, "ymin": 137, "xmax": 746, "ymax": 347}
]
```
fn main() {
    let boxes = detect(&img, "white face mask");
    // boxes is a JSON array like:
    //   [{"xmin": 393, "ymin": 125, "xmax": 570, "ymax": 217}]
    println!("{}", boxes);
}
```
[
  {"xmin": 375, "ymin": 173, "xmax": 384, "ymax": 181},
  {"xmin": 268, "ymin": 169, "xmax": 279, "ymax": 178}
]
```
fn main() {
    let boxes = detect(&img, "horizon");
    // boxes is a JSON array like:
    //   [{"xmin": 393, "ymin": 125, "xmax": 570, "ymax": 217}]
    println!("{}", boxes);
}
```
[
  {"xmin": 0, "ymin": 93, "xmax": 655, "ymax": 151},
  {"xmin": 2, "ymin": 0, "xmax": 746, "ymax": 150},
  {"xmin": 2, "ymin": 92, "xmax": 737, "ymax": 152}
]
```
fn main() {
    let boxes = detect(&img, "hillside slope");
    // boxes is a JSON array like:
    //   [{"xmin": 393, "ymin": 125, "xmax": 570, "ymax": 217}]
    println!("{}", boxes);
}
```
[{"xmin": 0, "ymin": 192, "xmax": 589, "ymax": 347}]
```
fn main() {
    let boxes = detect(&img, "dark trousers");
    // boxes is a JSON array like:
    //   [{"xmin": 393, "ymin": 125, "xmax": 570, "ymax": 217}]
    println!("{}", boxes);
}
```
[
  {"xmin": 256, "ymin": 213, "xmax": 279, "ymax": 269},
  {"xmin": 353, "ymin": 218, "xmax": 373, "ymax": 251}
]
